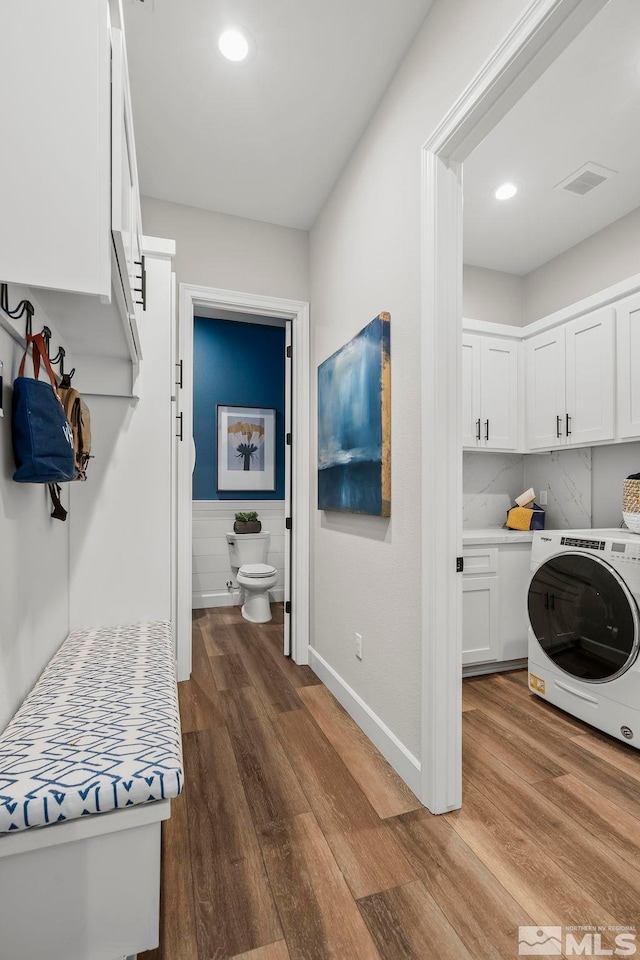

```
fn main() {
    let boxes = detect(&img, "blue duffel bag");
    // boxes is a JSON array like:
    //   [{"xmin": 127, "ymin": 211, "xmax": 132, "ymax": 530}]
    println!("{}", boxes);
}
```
[{"xmin": 12, "ymin": 332, "xmax": 76, "ymax": 484}]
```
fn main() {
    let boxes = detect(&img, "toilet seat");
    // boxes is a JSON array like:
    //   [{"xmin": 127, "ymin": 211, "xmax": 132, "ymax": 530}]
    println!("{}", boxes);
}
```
[{"xmin": 239, "ymin": 563, "xmax": 277, "ymax": 578}]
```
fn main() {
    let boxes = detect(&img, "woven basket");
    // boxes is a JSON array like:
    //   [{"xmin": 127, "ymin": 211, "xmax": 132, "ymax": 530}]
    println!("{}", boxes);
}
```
[{"xmin": 622, "ymin": 479, "xmax": 640, "ymax": 514}]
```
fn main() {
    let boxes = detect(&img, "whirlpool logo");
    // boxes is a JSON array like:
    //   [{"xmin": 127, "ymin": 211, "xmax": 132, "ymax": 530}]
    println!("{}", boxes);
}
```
[{"xmin": 518, "ymin": 926, "xmax": 637, "ymax": 955}]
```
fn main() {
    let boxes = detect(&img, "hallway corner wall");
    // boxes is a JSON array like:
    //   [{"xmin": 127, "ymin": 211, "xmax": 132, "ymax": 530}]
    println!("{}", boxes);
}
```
[{"xmin": 309, "ymin": 0, "xmax": 530, "ymax": 769}]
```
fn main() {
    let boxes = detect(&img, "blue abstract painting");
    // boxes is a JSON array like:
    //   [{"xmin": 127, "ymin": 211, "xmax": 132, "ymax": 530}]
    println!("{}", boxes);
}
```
[{"xmin": 318, "ymin": 313, "xmax": 390, "ymax": 516}]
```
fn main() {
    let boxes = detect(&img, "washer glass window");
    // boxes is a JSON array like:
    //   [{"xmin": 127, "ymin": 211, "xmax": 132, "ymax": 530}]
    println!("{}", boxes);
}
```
[{"xmin": 528, "ymin": 553, "xmax": 638, "ymax": 681}]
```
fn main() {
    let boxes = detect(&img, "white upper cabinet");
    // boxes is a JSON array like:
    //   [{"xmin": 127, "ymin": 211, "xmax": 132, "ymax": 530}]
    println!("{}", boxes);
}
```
[
  {"xmin": 564, "ymin": 307, "xmax": 615, "ymax": 446},
  {"xmin": 463, "ymin": 334, "xmax": 518, "ymax": 451},
  {"xmin": 481, "ymin": 338, "xmax": 518, "ymax": 450},
  {"xmin": 525, "ymin": 327, "xmax": 566, "ymax": 450},
  {"xmin": 525, "ymin": 307, "xmax": 615, "ymax": 450},
  {"xmin": 616, "ymin": 294, "xmax": 640, "ymax": 440},
  {"xmin": 462, "ymin": 335, "xmax": 482, "ymax": 447},
  {"xmin": 0, "ymin": 1, "xmax": 143, "ymax": 364}
]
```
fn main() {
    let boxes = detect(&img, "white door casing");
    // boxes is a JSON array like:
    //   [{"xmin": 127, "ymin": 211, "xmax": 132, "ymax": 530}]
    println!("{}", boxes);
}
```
[{"xmin": 176, "ymin": 285, "xmax": 310, "ymax": 681}]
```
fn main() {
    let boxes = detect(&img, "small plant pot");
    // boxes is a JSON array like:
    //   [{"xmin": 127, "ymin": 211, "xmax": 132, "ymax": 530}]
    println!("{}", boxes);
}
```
[{"xmin": 234, "ymin": 521, "xmax": 262, "ymax": 534}]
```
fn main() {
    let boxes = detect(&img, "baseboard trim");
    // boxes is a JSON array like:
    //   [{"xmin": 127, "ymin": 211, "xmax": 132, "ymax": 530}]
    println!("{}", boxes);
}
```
[
  {"xmin": 192, "ymin": 587, "xmax": 285, "ymax": 610},
  {"xmin": 462, "ymin": 657, "xmax": 527, "ymax": 678},
  {"xmin": 308, "ymin": 646, "xmax": 422, "ymax": 797}
]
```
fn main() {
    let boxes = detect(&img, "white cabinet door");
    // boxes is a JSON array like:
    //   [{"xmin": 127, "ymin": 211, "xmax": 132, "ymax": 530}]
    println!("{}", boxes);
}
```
[
  {"xmin": 462, "ymin": 575, "xmax": 499, "ymax": 665},
  {"xmin": 617, "ymin": 294, "xmax": 640, "ymax": 440},
  {"xmin": 565, "ymin": 307, "xmax": 615, "ymax": 445},
  {"xmin": 111, "ymin": 28, "xmax": 143, "ymax": 323},
  {"xmin": 462, "ymin": 335, "xmax": 482, "ymax": 447},
  {"xmin": 525, "ymin": 329, "xmax": 566, "ymax": 450},
  {"xmin": 481, "ymin": 337, "xmax": 518, "ymax": 450}
]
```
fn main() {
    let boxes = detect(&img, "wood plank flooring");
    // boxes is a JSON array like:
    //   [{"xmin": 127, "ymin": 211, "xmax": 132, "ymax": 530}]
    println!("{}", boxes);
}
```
[{"xmin": 142, "ymin": 608, "xmax": 640, "ymax": 960}]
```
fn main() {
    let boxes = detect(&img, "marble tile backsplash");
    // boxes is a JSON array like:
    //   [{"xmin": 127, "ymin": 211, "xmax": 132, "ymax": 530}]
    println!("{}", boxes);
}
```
[
  {"xmin": 523, "ymin": 448, "xmax": 592, "ymax": 529},
  {"xmin": 463, "ymin": 448, "xmax": 593, "ymax": 530},
  {"xmin": 463, "ymin": 452, "xmax": 525, "ymax": 528}
]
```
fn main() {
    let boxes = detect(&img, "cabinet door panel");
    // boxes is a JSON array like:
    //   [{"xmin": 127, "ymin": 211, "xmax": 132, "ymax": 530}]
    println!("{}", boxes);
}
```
[
  {"xmin": 481, "ymin": 338, "xmax": 518, "ymax": 449},
  {"xmin": 525, "ymin": 330, "xmax": 565, "ymax": 450},
  {"xmin": 462, "ymin": 335, "xmax": 481, "ymax": 448},
  {"xmin": 617, "ymin": 294, "xmax": 640, "ymax": 440},
  {"xmin": 462, "ymin": 575, "xmax": 499, "ymax": 665},
  {"xmin": 565, "ymin": 307, "xmax": 615, "ymax": 445}
]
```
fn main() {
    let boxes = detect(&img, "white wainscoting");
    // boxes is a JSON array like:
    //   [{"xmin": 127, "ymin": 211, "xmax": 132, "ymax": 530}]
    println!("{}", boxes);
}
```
[{"xmin": 192, "ymin": 500, "xmax": 286, "ymax": 609}]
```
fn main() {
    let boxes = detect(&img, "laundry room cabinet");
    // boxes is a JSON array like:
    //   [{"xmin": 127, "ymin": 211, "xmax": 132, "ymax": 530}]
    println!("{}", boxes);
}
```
[
  {"xmin": 462, "ymin": 334, "xmax": 518, "ymax": 451},
  {"xmin": 616, "ymin": 293, "xmax": 640, "ymax": 439},
  {"xmin": 462, "ymin": 535, "xmax": 532, "ymax": 672},
  {"xmin": 0, "ymin": 0, "xmax": 143, "ymax": 365},
  {"xmin": 525, "ymin": 306, "xmax": 615, "ymax": 450}
]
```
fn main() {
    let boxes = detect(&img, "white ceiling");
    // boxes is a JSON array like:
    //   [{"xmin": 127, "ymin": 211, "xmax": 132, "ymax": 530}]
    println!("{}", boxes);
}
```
[
  {"xmin": 463, "ymin": 0, "xmax": 640, "ymax": 276},
  {"xmin": 123, "ymin": 0, "xmax": 434, "ymax": 230}
]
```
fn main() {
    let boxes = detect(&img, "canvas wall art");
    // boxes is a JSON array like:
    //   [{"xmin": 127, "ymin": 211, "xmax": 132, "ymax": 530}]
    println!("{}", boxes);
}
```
[
  {"xmin": 317, "ymin": 312, "xmax": 391, "ymax": 517},
  {"xmin": 217, "ymin": 405, "xmax": 276, "ymax": 491}
]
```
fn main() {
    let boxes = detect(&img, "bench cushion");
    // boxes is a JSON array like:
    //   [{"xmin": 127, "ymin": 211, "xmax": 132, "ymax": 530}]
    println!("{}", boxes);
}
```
[{"xmin": 0, "ymin": 621, "xmax": 183, "ymax": 833}]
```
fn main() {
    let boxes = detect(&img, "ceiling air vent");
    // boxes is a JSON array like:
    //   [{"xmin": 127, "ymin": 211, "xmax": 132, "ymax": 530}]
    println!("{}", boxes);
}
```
[{"xmin": 555, "ymin": 162, "xmax": 617, "ymax": 197}]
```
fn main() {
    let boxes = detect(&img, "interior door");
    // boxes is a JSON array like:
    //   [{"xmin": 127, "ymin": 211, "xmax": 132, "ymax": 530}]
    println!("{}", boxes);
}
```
[{"xmin": 283, "ymin": 321, "xmax": 292, "ymax": 656}]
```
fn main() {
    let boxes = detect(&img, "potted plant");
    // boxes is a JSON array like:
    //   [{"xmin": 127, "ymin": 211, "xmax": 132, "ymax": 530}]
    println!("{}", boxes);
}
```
[{"xmin": 234, "ymin": 511, "xmax": 262, "ymax": 534}]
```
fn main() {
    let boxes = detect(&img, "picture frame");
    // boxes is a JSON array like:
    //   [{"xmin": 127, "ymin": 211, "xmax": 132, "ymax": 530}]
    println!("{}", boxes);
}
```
[{"xmin": 217, "ymin": 405, "xmax": 276, "ymax": 492}]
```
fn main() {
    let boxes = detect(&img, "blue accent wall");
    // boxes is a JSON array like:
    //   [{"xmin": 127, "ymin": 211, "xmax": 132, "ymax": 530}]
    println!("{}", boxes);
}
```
[{"xmin": 193, "ymin": 317, "xmax": 286, "ymax": 500}]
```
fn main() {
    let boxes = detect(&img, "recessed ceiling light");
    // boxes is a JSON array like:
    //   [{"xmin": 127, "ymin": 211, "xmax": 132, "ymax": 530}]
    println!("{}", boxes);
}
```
[
  {"xmin": 218, "ymin": 28, "xmax": 249, "ymax": 62},
  {"xmin": 494, "ymin": 182, "xmax": 518, "ymax": 201}
]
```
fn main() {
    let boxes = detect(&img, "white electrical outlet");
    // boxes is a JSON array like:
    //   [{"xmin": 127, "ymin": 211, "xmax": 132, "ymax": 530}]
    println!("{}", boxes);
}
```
[
  {"xmin": 355, "ymin": 632, "xmax": 363, "ymax": 660},
  {"xmin": 539, "ymin": 489, "xmax": 548, "ymax": 506}
]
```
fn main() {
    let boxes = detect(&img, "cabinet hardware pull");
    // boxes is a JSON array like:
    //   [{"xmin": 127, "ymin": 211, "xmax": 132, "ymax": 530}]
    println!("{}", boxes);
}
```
[
  {"xmin": 566, "ymin": 413, "xmax": 572, "ymax": 437},
  {"xmin": 476, "ymin": 418, "xmax": 481, "ymax": 441},
  {"xmin": 556, "ymin": 415, "xmax": 562, "ymax": 438},
  {"xmin": 176, "ymin": 412, "xmax": 183, "ymax": 441},
  {"xmin": 485, "ymin": 419, "xmax": 489, "ymax": 441},
  {"xmin": 134, "ymin": 255, "xmax": 147, "ymax": 311}
]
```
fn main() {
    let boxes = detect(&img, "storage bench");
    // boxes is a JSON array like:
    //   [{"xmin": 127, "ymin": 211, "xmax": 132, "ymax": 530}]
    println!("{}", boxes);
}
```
[{"xmin": 0, "ymin": 620, "xmax": 183, "ymax": 960}]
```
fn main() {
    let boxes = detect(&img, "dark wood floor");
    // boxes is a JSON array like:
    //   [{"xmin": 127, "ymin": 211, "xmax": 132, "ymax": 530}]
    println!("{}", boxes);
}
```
[{"xmin": 142, "ymin": 606, "xmax": 640, "ymax": 960}]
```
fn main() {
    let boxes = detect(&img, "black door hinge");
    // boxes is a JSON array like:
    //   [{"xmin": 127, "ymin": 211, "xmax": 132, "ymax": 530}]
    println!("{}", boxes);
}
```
[
  {"xmin": 456, "ymin": 557, "xmax": 464, "ymax": 573},
  {"xmin": 176, "ymin": 360, "xmax": 183, "ymax": 389},
  {"xmin": 176, "ymin": 413, "xmax": 183, "ymax": 441},
  {"xmin": 286, "ymin": 432, "xmax": 292, "ymax": 446},
  {"xmin": 285, "ymin": 601, "xmax": 291, "ymax": 614},
  {"xmin": 286, "ymin": 345, "xmax": 292, "ymax": 359},
  {"xmin": 285, "ymin": 517, "xmax": 292, "ymax": 531}
]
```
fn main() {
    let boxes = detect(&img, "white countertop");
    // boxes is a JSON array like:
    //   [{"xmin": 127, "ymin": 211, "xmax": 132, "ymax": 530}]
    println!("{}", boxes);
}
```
[{"xmin": 463, "ymin": 527, "xmax": 535, "ymax": 545}]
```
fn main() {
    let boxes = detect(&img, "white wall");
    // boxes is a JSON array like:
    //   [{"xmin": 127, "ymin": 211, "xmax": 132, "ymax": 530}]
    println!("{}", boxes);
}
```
[
  {"xmin": 141, "ymin": 197, "xmax": 309, "ymax": 302},
  {"xmin": 309, "ymin": 0, "xmax": 529, "ymax": 759},
  {"xmin": 0, "ymin": 303, "xmax": 70, "ymax": 730},
  {"xmin": 68, "ymin": 250, "xmax": 173, "ymax": 630},
  {"xmin": 523, "ymin": 206, "xmax": 640, "ymax": 323},
  {"xmin": 463, "ymin": 265, "xmax": 524, "ymax": 326},
  {"xmin": 192, "ymin": 501, "xmax": 285, "ymax": 608}
]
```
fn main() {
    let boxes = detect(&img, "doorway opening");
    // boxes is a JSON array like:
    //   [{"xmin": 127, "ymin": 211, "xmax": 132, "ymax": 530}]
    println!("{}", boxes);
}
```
[
  {"xmin": 420, "ymin": 0, "xmax": 610, "ymax": 813},
  {"xmin": 175, "ymin": 285, "xmax": 310, "ymax": 682}
]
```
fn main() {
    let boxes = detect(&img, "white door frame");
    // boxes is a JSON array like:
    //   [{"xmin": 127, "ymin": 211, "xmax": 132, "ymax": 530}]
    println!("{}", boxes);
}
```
[
  {"xmin": 176, "ymin": 284, "xmax": 311, "ymax": 681},
  {"xmin": 420, "ymin": 0, "xmax": 609, "ymax": 813}
]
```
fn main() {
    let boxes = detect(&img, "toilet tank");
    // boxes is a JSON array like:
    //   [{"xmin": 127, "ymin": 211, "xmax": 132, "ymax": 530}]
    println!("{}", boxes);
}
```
[{"xmin": 226, "ymin": 531, "xmax": 270, "ymax": 567}]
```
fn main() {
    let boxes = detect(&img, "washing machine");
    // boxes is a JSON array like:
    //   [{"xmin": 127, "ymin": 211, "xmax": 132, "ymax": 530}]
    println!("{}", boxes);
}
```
[{"xmin": 528, "ymin": 528, "xmax": 640, "ymax": 747}]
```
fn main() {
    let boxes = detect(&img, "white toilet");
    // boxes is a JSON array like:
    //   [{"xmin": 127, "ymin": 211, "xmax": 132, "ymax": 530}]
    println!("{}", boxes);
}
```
[{"xmin": 226, "ymin": 531, "xmax": 278, "ymax": 623}]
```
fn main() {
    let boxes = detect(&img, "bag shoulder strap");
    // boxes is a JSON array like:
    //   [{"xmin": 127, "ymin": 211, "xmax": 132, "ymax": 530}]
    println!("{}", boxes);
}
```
[{"xmin": 18, "ymin": 333, "xmax": 59, "ymax": 393}]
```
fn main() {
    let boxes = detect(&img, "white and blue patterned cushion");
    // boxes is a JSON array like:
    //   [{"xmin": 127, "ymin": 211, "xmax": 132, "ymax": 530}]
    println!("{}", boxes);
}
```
[{"xmin": 0, "ymin": 621, "xmax": 183, "ymax": 834}]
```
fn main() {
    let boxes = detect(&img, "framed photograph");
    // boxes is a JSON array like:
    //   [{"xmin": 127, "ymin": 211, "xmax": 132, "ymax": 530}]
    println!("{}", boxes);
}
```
[{"xmin": 217, "ymin": 405, "xmax": 276, "ymax": 492}]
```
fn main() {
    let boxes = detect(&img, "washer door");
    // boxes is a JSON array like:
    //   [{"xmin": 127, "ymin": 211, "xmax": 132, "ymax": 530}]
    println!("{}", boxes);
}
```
[{"xmin": 528, "ymin": 552, "xmax": 639, "ymax": 682}]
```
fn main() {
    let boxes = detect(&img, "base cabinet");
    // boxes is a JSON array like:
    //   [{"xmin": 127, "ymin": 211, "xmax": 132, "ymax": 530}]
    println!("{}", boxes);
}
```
[{"xmin": 462, "ymin": 541, "xmax": 531, "ymax": 670}]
